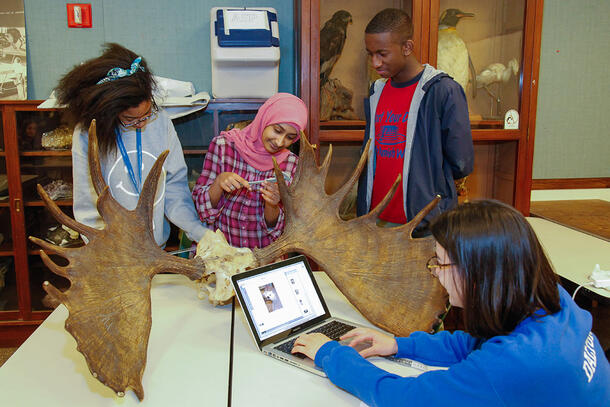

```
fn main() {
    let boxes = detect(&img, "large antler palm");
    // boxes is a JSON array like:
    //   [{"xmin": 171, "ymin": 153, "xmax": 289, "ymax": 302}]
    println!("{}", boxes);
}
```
[
  {"xmin": 253, "ymin": 135, "xmax": 447, "ymax": 337},
  {"xmin": 29, "ymin": 121, "xmax": 208, "ymax": 400},
  {"xmin": 30, "ymin": 121, "xmax": 447, "ymax": 401}
]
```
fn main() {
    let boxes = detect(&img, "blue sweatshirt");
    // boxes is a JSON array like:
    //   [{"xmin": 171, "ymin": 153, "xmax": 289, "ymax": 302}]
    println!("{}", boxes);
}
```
[{"xmin": 314, "ymin": 286, "xmax": 610, "ymax": 406}]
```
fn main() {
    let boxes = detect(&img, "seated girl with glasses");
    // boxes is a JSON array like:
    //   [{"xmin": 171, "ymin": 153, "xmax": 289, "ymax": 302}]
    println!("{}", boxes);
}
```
[
  {"xmin": 55, "ymin": 43, "xmax": 209, "ymax": 247},
  {"xmin": 292, "ymin": 200, "xmax": 609, "ymax": 406},
  {"xmin": 192, "ymin": 93, "xmax": 307, "ymax": 249}
]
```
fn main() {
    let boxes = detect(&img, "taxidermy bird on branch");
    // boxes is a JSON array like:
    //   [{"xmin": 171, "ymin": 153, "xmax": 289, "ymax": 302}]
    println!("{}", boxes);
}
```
[
  {"xmin": 437, "ymin": 8, "xmax": 475, "ymax": 95},
  {"xmin": 476, "ymin": 58, "xmax": 519, "ymax": 90},
  {"xmin": 475, "ymin": 58, "xmax": 519, "ymax": 113},
  {"xmin": 320, "ymin": 10, "xmax": 353, "ymax": 86}
]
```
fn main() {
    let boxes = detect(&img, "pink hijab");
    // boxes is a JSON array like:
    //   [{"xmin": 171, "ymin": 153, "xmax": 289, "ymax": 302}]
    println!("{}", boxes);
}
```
[{"xmin": 222, "ymin": 93, "xmax": 308, "ymax": 171}]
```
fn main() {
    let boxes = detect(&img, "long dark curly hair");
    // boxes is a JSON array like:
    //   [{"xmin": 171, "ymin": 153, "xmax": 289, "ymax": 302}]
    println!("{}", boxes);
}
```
[{"xmin": 55, "ymin": 43, "xmax": 156, "ymax": 155}]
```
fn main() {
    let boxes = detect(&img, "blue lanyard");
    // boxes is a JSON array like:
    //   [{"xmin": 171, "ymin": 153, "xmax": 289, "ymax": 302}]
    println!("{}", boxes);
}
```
[{"xmin": 115, "ymin": 127, "xmax": 142, "ymax": 194}]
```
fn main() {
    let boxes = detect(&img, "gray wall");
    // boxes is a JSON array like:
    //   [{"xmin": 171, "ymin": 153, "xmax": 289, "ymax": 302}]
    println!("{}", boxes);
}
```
[
  {"xmin": 23, "ymin": 0, "xmax": 295, "ymax": 99},
  {"xmin": 533, "ymin": 0, "xmax": 610, "ymax": 179},
  {"xmin": 20, "ymin": 1, "xmax": 609, "ymax": 179}
]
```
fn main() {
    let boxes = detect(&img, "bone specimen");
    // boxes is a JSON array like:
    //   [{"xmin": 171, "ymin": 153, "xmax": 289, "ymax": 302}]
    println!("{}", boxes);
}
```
[
  {"xmin": 195, "ymin": 229, "xmax": 255, "ymax": 305},
  {"xmin": 29, "ymin": 121, "xmax": 209, "ymax": 400},
  {"xmin": 251, "ymin": 135, "xmax": 447, "ymax": 337}
]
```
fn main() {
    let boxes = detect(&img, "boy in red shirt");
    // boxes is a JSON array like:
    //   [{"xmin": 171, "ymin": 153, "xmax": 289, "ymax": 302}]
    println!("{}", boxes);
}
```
[{"xmin": 357, "ymin": 8, "xmax": 473, "ymax": 235}]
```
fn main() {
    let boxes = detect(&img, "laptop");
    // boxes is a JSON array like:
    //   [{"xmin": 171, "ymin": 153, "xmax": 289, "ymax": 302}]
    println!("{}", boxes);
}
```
[{"xmin": 231, "ymin": 255, "xmax": 411, "ymax": 376}]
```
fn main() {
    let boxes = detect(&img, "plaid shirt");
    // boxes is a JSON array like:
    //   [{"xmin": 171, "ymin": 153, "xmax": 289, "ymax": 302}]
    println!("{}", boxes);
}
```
[{"xmin": 192, "ymin": 134, "xmax": 298, "ymax": 249}]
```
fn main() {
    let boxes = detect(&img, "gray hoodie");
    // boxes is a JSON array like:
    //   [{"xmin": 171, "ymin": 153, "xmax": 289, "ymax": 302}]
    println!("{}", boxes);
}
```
[{"xmin": 71, "ymin": 109, "xmax": 208, "ymax": 246}]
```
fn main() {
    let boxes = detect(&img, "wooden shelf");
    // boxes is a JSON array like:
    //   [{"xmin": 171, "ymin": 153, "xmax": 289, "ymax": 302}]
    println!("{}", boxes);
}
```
[
  {"xmin": 183, "ymin": 149, "xmax": 208, "ymax": 155},
  {"xmin": 20, "ymin": 150, "xmax": 71, "ymax": 157},
  {"xmin": 25, "ymin": 200, "xmax": 72, "ymax": 207},
  {"xmin": 318, "ymin": 128, "xmax": 523, "ymax": 143},
  {"xmin": 472, "ymin": 130, "xmax": 521, "ymax": 142},
  {"xmin": 320, "ymin": 120, "xmax": 366, "ymax": 128},
  {"xmin": 470, "ymin": 119, "xmax": 504, "ymax": 130},
  {"xmin": 319, "ymin": 129, "xmax": 364, "ymax": 142},
  {"xmin": 0, "ymin": 240, "xmax": 14, "ymax": 256}
]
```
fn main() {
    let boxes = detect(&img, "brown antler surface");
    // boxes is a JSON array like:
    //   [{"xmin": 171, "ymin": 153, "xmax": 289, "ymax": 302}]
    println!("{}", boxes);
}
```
[
  {"xmin": 29, "ymin": 120, "xmax": 206, "ymax": 401},
  {"xmin": 253, "ymin": 136, "xmax": 447, "ymax": 337}
]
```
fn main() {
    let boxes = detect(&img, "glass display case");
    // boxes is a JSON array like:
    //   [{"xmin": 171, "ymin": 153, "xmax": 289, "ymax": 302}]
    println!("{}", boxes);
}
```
[
  {"xmin": 434, "ymin": 0, "xmax": 525, "ymax": 128},
  {"xmin": 298, "ymin": 0, "xmax": 543, "ymax": 213}
]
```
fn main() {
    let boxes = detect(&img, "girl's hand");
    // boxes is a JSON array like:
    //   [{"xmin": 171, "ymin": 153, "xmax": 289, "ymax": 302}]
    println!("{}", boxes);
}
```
[
  {"xmin": 215, "ymin": 172, "xmax": 250, "ymax": 193},
  {"xmin": 260, "ymin": 180, "xmax": 280, "ymax": 206},
  {"xmin": 291, "ymin": 333, "xmax": 332, "ymax": 360},
  {"xmin": 340, "ymin": 327, "xmax": 398, "ymax": 358}
]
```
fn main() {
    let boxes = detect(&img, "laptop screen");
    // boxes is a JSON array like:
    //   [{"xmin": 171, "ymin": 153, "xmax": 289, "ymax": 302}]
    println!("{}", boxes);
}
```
[{"xmin": 232, "ymin": 256, "xmax": 328, "ymax": 342}]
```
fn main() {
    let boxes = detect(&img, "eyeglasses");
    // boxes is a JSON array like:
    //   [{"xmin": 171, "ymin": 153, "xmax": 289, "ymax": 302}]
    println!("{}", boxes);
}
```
[
  {"xmin": 119, "ymin": 105, "xmax": 158, "ymax": 127},
  {"xmin": 426, "ymin": 255, "xmax": 454, "ymax": 276}
]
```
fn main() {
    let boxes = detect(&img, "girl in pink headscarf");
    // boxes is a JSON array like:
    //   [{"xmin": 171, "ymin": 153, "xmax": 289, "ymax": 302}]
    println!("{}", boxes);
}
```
[{"xmin": 192, "ymin": 93, "xmax": 308, "ymax": 249}]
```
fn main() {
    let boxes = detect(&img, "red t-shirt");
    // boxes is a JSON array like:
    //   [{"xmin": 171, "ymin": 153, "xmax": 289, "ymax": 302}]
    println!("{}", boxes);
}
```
[{"xmin": 370, "ymin": 78, "xmax": 419, "ymax": 223}]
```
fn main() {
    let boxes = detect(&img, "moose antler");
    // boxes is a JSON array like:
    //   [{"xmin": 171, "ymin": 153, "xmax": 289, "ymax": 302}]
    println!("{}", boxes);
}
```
[
  {"xmin": 253, "ymin": 135, "xmax": 447, "ymax": 336},
  {"xmin": 28, "ymin": 120, "xmax": 208, "ymax": 400}
]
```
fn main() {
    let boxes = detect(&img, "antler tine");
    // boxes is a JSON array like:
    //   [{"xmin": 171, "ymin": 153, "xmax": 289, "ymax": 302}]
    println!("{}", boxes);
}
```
[
  {"xmin": 36, "ymin": 184, "xmax": 98, "ymax": 241},
  {"xmin": 358, "ymin": 174, "xmax": 402, "ymax": 223},
  {"xmin": 319, "ymin": 143, "xmax": 333, "ymax": 186},
  {"xmin": 155, "ymin": 255, "xmax": 205, "ymax": 281},
  {"xmin": 42, "ymin": 281, "xmax": 69, "ymax": 305},
  {"xmin": 399, "ymin": 195, "xmax": 441, "ymax": 235},
  {"xmin": 135, "ymin": 150, "xmax": 169, "ymax": 222},
  {"xmin": 270, "ymin": 156, "xmax": 294, "ymax": 216},
  {"xmin": 38, "ymin": 248, "xmax": 70, "ymax": 278},
  {"xmin": 28, "ymin": 236, "xmax": 71, "ymax": 262},
  {"xmin": 333, "ymin": 139, "xmax": 371, "ymax": 207},
  {"xmin": 293, "ymin": 131, "xmax": 318, "ymax": 185},
  {"xmin": 87, "ymin": 120, "xmax": 107, "ymax": 197}
]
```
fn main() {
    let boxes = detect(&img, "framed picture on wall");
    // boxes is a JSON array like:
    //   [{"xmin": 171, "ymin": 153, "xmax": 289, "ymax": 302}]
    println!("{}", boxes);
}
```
[{"xmin": 0, "ymin": 0, "xmax": 27, "ymax": 100}]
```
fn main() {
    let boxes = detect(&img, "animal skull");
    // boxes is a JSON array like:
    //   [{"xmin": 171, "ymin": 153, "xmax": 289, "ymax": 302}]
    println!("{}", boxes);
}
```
[{"xmin": 195, "ymin": 229, "xmax": 255, "ymax": 305}]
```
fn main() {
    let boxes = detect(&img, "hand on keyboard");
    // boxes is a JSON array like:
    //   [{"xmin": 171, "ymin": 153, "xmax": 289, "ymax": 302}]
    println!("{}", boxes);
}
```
[
  {"xmin": 340, "ymin": 327, "xmax": 398, "ymax": 358},
  {"xmin": 291, "ymin": 333, "xmax": 333, "ymax": 360}
]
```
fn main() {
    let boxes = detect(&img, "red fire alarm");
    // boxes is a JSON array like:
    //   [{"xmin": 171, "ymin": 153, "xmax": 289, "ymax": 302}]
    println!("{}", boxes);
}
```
[{"xmin": 67, "ymin": 4, "xmax": 92, "ymax": 28}]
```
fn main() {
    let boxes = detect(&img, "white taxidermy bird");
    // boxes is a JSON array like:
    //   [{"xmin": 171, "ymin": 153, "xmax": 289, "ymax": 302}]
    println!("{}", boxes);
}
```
[
  {"xmin": 476, "ymin": 58, "xmax": 519, "ymax": 89},
  {"xmin": 437, "ymin": 9, "xmax": 475, "ymax": 94}
]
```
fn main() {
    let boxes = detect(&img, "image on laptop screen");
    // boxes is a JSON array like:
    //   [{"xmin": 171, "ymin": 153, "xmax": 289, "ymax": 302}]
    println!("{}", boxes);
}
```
[{"xmin": 234, "ymin": 259, "xmax": 326, "ymax": 341}]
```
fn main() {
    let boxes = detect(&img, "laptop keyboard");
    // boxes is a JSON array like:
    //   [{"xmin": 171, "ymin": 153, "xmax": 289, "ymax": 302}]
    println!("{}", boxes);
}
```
[{"xmin": 274, "ymin": 320, "xmax": 356, "ymax": 358}]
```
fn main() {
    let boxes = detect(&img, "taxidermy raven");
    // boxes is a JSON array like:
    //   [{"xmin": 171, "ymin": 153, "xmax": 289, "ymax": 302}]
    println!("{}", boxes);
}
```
[{"xmin": 320, "ymin": 10, "xmax": 352, "ymax": 85}]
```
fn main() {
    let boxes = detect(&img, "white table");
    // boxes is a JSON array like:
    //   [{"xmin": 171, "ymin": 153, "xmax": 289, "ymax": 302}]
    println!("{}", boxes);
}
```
[
  {"xmin": 0, "ymin": 275, "xmax": 233, "ymax": 406},
  {"xmin": 0, "ymin": 273, "xmax": 425, "ymax": 406},
  {"xmin": 528, "ymin": 217, "xmax": 610, "ymax": 300}
]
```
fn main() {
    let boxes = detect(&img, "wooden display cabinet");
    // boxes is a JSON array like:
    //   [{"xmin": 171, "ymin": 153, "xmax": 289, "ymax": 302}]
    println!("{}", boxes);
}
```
[
  {"xmin": 0, "ymin": 100, "xmax": 69, "ymax": 345},
  {"xmin": 0, "ymin": 99, "xmax": 265, "ymax": 346},
  {"xmin": 297, "ymin": 0, "xmax": 543, "ymax": 214}
]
